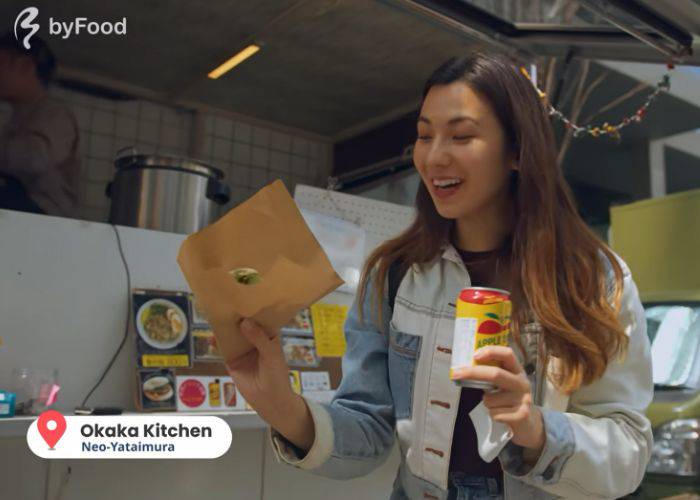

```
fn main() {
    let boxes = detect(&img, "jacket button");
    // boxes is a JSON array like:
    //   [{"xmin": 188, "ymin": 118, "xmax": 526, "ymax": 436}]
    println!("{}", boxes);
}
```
[
  {"xmin": 430, "ymin": 400, "xmax": 451, "ymax": 409},
  {"xmin": 525, "ymin": 363, "xmax": 536, "ymax": 375}
]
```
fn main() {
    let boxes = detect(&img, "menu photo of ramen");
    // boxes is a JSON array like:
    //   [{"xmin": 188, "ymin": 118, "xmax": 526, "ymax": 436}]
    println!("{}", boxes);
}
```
[{"xmin": 133, "ymin": 290, "xmax": 193, "ymax": 369}]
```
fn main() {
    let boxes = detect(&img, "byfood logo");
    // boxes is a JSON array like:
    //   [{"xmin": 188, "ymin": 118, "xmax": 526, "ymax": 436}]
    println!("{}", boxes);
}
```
[
  {"xmin": 14, "ymin": 7, "xmax": 39, "ymax": 49},
  {"xmin": 14, "ymin": 6, "xmax": 127, "ymax": 48}
]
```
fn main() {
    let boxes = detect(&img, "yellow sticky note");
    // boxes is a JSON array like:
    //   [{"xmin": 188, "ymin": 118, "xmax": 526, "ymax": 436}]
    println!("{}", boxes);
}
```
[{"xmin": 310, "ymin": 303, "xmax": 348, "ymax": 357}]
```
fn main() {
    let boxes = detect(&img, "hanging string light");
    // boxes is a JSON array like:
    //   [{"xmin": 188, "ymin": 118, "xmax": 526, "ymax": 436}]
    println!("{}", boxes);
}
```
[{"xmin": 519, "ymin": 63, "xmax": 675, "ymax": 140}]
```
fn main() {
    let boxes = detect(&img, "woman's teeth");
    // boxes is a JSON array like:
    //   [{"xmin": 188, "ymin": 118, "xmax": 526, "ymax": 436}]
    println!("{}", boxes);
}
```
[{"xmin": 433, "ymin": 179, "xmax": 463, "ymax": 188}]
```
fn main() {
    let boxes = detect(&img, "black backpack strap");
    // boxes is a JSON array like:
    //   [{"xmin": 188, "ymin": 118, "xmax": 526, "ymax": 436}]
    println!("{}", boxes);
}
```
[{"xmin": 387, "ymin": 259, "xmax": 405, "ymax": 313}]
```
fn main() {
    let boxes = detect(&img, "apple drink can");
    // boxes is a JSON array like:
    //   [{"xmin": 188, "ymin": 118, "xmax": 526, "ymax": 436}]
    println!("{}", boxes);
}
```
[{"xmin": 450, "ymin": 287, "xmax": 511, "ymax": 391}]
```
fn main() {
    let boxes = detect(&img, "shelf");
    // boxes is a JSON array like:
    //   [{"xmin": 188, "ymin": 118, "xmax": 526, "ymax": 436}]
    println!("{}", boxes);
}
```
[
  {"xmin": 0, "ymin": 411, "xmax": 267, "ymax": 438},
  {"xmin": 174, "ymin": 411, "xmax": 267, "ymax": 431},
  {"xmin": 0, "ymin": 415, "xmax": 35, "ymax": 438}
]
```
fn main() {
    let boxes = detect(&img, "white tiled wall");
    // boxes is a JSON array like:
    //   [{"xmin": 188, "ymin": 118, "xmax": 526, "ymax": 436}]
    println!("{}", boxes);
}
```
[
  {"xmin": 0, "ymin": 84, "xmax": 332, "ymax": 223},
  {"xmin": 198, "ymin": 112, "xmax": 331, "ymax": 217}
]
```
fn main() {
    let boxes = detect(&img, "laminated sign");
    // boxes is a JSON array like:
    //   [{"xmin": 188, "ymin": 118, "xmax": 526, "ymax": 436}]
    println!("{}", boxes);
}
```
[{"xmin": 177, "ymin": 180, "xmax": 344, "ymax": 364}]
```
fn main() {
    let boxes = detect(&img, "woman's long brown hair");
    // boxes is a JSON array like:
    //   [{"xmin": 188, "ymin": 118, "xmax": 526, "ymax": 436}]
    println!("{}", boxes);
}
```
[{"xmin": 357, "ymin": 53, "xmax": 626, "ymax": 394}]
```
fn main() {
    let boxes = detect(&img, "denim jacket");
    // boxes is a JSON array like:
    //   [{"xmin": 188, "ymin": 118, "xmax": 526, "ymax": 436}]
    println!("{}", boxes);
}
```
[{"xmin": 271, "ymin": 244, "xmax": 653, "ymax": 499}]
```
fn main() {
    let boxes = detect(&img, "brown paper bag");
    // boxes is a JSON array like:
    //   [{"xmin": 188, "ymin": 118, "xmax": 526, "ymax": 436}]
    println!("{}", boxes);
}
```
[{"xmin": 177, "ymin": 180, "xmax": 344, "ymax": 364}]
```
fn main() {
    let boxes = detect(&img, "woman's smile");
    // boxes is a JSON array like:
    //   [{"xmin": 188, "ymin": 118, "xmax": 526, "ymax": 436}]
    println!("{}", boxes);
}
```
[{"xmin": 431, "ymin": 176, "xmax": 465, "ymax": 200}]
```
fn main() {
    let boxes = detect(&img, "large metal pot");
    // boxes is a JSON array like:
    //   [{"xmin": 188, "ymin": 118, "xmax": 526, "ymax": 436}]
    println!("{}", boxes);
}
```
[{"xmin": 107, "ymin": 153, "xmax": 230, "ymax": 234}]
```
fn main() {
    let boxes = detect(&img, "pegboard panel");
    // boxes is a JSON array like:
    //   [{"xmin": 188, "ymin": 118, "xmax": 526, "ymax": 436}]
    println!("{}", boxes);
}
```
[{"xmin": 294, "ymin": 184, "xmax": 415, "ymax": 248}]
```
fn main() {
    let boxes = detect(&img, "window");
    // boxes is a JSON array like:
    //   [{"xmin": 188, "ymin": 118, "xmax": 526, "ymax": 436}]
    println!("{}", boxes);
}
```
[{"xmin": 646, "ymin": 303, "xmax": 700, "ymax": 388}]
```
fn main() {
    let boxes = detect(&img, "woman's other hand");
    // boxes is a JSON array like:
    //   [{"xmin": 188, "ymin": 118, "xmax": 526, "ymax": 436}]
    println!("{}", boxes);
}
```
[{"xmin": 456, "ymin": 346, "xmax": 545, "ymax": 454}]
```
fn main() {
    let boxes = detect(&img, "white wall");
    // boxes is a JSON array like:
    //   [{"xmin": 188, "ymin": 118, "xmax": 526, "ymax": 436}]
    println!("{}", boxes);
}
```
[
  {"xmin": 0, "ymin": 209, "xmax": 397, "ymax": 500},
  {"xmin": 1, "ymin": 431, "xmax": 266, "ymax": 500},
  {"xmin": 0, "ymin": 210, "xmax": 188, "ymax": 411},
  {"xmin": 0, "ymin": 431, "xmax": 400, "ymax": 500}
]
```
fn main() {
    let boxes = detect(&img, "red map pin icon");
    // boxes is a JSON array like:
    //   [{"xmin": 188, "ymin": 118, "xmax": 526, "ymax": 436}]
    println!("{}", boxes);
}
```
[{"xmin": 37, "ymin": 410, "xmax": 66, "ymax": 449}]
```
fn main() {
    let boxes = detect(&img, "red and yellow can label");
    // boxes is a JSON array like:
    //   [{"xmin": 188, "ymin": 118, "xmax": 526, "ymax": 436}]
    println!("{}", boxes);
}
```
[{"xmin": 450, "ymin": 288, "xmax": 511, "ymax": 384}]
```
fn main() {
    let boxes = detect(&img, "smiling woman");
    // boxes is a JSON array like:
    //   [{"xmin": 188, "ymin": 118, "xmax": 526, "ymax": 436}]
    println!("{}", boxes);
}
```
[
  {"xmin": 351, "ymin": 52, "xmax": 651, "ymax": 499},
  {"xmin": 364, "ymin": 54, "xmax": 630, "ymax": 395},
  {"xmin": 225, "ymin": 52, "xmax": 654, "ymax": 500}
]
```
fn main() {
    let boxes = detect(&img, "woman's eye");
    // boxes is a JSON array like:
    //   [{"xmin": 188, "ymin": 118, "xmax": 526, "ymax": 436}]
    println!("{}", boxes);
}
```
[
  {"xmin": 417, "ymin": 135, "xmax": 432, "ymax": 141},
  {"xmin": 454, "ymin": 136, "xmax": 473, "ymax": 141}
]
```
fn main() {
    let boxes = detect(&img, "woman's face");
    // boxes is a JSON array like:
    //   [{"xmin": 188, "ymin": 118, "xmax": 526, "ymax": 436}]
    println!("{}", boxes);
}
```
[{"xmin": 413, "ymin": 82, "xmax": 516, "ymax": 221}]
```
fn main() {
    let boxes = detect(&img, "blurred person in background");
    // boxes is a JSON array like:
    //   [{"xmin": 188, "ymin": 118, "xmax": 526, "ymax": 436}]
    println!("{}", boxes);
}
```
[{"xmin": 0, "ymin": 32, "xmax": 81, "ymax": 217}]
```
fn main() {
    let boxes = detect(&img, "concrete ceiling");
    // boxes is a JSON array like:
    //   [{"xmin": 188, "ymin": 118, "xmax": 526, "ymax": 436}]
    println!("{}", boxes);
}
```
[
  {"xmin": 2, "ymin": 0, "xmax": 698, "ymax": 140},
  {"xmin": 0, "ymin": 0, "xmax": 486, "ymax": 137}
]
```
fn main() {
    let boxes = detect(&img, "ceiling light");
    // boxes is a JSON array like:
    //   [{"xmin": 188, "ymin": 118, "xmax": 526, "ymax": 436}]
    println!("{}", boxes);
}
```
[{"xmin": 207, "ymin": 44, "xmax": 260, "ymax": 79}]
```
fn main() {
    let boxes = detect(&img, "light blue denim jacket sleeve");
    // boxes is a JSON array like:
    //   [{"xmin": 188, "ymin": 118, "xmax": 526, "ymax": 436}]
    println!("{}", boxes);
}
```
[
  {"xmin": 270, "ymin": 275, "xmax": 397, "ymax": 479},
  {"xmin": 499, "ymin": 409, "xmax": 575, "ymax": 484}
]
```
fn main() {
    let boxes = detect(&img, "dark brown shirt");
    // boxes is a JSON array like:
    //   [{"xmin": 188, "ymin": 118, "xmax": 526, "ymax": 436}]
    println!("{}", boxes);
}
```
[{"xmin": 449, "ymin": 242, "xmax": 511, "ymax": 479}]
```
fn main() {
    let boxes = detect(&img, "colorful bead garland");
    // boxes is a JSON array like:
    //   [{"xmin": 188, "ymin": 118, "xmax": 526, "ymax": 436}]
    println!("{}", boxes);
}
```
[{"xmin": 519, "ymin": 63, "xmax": 675, "ymax": 140}]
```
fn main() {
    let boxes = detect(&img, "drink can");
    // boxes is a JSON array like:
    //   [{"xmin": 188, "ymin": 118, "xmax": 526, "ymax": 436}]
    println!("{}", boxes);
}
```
[
  {"xmin": 224, "ymin": 382, "xmax": 237, "ymax": 407},
  {"xmin": 450, "ymin": 287, "xmax": 511, "ymax": 391}
]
